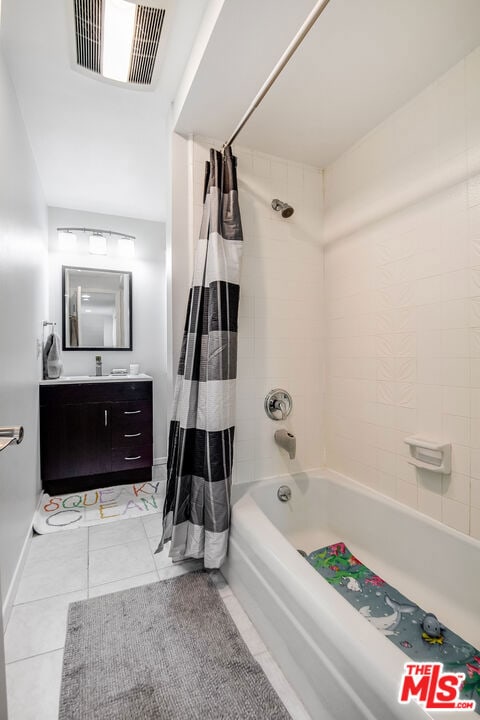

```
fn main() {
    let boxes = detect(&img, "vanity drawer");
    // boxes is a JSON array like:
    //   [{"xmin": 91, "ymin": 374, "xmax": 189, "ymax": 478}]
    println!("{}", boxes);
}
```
[
  {"xmin": 111, "ymin": 401, "xmax": 152, "ymax": 432},
  {"xmin": 112, "ymin": 423, "xmax": 152, "ymax": 449},
  {"xmin": 40, "ymin": 381, "xmax": 152, "ymax": 405},
  {"xmin": 112, "ymin": 445, "xmax": 153, "ymax": 471}
]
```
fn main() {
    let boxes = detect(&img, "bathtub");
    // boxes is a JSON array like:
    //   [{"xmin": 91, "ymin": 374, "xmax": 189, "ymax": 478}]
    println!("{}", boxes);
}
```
[{"xmin": 223, "ymin": 469, "xmax": 479, "ymax": 720}]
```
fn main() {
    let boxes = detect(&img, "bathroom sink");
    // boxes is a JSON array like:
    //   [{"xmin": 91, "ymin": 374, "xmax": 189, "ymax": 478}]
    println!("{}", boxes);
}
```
[
  {"xmin": 40, "ymin": 374, "xmax": 152, "ymax": 385},
  {"xmin": 60, "ymin": 375, "xmax": 93, "ymax": 381}
]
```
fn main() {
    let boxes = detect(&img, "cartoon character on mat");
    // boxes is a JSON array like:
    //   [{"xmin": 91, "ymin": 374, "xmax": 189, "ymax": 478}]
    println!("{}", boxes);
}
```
[
  {"xmin": 421, "ymin": 613, "xmax": 445, "ymax": 645},
  {"xmin": 342, "ymin": 576, "xmax": 362, "ymax": 592},
  {"xmin": 360, "ymin": 594, "xmax": 417, "ymax": 636}
]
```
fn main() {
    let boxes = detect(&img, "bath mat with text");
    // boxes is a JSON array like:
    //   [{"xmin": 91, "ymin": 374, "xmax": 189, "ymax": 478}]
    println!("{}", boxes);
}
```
[
  {"xmin": 33, "ymin": 481, "xmax": 163, "ymax": 534},
  {"xmin": 306, "ymin": 542, "xmax": 480, "ymax": 712}
]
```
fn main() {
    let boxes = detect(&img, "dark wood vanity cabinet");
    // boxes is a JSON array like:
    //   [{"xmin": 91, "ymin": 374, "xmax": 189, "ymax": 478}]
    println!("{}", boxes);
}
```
[{"xmin": 40, "ymin": 380, "xmax": 153, "ymax": 494}]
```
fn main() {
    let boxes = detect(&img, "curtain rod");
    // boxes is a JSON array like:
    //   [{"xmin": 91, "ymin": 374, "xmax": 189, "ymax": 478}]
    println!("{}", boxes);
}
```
[
  {"xmin": 222, "ymin": 0, "xmax": 332, "ymax": 151},
  {"xmin": 57, "ymin": 227, "xmax": 136, "ymax": 240}
]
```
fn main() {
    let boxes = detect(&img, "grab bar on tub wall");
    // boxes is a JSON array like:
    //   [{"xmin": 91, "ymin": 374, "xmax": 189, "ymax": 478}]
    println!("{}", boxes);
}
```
[
  {"xmin": 404, "ymin": 436, "xmax": 451, "ymax": 474},
  {"xmin": 0, "ymin": 426, "xmax": 24, "ymax": 453}
]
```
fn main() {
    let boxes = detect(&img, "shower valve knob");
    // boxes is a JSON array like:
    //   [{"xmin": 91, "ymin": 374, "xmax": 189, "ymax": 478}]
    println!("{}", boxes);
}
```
[{"xmin": 264, "ymin": 389, "xmax": 293, "ymax": 420}]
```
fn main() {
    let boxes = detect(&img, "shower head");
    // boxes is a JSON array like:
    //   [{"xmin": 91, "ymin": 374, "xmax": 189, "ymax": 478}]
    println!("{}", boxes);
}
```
[{"xmin": 271, "ymin": 198, "xmax": 294, "ymax": 218}]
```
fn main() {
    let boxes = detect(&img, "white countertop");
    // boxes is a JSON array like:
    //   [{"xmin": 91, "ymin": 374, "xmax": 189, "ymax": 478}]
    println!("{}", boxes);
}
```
[{"xmin": 40, "ymin": 373, "xmax": 153, "ymax": 385}]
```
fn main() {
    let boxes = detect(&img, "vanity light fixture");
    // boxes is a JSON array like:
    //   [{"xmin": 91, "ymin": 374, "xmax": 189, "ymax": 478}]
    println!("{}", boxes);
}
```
[
  {"xmin": 58, "ymin": 230, "xmax": 77, "ymax": 252},
  {"xmin": 102, "ymin": 0, "xmax": 136, "ymax": 83},
  {"xmin": 58, "ymin": 227, "xmax": 135, "ymax": 256},
  {"xmin": 118, "ymin": 237, "xmax": 135, "ymax": 259},
  {"xmin": 89, "ymin": 233, "xmax": 107, "ymax": 255}
]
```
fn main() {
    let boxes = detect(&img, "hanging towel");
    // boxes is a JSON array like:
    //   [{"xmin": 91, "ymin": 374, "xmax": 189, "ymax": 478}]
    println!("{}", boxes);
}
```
[
  {"xmin": 45, "ymin": 333, "xmax": 63, "ymax": 379},
  {"xmin": 42, "ymin": 334, "xmax": 54, "ymax": 379}
]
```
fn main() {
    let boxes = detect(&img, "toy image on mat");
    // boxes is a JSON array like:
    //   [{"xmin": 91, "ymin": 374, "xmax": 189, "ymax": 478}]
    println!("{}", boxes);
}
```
[
  {"xmin": 305, "ymin": 542, "xmax": 480, "ymax": 712},
  {"xmin": 421, "ymin": 613, "xmax": 445, "ymax": 644},
  {"xmin": 359, "ymin": 594, "xmax": 416, "ymax": 636}
]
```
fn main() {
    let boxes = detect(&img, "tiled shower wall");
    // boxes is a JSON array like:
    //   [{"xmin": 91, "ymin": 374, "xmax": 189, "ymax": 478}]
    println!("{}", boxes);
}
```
[
  {"xmin": 191, "ymin": 138, "xmax": 325, "ymax": 483},
  {"xmin": 323, "ymin": 46, "xmax": 480, "ymax": 539}
]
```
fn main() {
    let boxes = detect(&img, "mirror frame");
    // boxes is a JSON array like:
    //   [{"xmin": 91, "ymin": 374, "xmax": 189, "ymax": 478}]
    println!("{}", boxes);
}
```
[{"xmin": 62, "ymin": 265, "xmax": 133, "ymax": 351}]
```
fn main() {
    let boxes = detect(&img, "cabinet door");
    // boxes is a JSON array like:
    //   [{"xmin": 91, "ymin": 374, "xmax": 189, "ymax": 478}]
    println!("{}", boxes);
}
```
[{"xmin": 43, "ymin": 402, "xmax": 111, "ymax": 480}]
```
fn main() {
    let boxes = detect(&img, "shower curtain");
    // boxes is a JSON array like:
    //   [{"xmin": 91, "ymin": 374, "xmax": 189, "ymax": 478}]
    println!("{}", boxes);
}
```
[{"xmin": 158, "ymin": 146, "xmax": 243, "ymax": 569}]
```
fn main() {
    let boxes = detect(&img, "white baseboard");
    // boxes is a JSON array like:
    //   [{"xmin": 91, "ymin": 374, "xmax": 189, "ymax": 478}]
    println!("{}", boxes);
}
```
[
  {"xmin": 153, "ymin": 457, "xmax": 167, "ymax": 465},
  {"xmin": 2, "ymin": 493, "xmax": 43, "ymax": 627}
]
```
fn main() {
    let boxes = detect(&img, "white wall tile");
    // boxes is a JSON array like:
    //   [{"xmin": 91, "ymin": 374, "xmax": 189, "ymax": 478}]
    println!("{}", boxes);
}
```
[
  {"xmin": 451, "ymin": 444, "xmax": 471, "ymax": 476},
  {"xmin": 470, "ymin": 448, "xmax": 480, "ymax": 479},
  {"xmin": 440, "ymin": 358, "xmax": 469, "ymax": 387},
  {"xmin": 223, "ymin": 142, "xmax": 324, "ymax": 483},
  {"xmin": 471, "ymin": 506, "xmax": 480, "ymax": 539},
  {"xmin": 442, "ymin": 270, "xmax": 469, "ymax": 300},
  {"xmin": 442, "ymin": 473, "xmax": 470, "ymax": 505},
  {"xmin": 442, "ymin": 497, "xmax": 470, "ymax": 533},
  {"xmin": 471, "ymin": 388, "xmax": 480, "ymax": 417},
  {"xmin": 395, "ymin": 476, "xmax": 417, "ymax": 506},
  {"xmin": 442, "ymin": 387, "xmax": 470, "ymax": 416},
  {"xmin": 471, "ymin": 477, "xmax": 480, "ymax": 508},
  {"xmin": 443, "ymin": 414, "xmax": 470, "ymax": 446},
  {"xmin": 418, "ymin": 475, "xmax": 443, "ymax": 521},
  {"xmin": 471, "ymin": 359, "xmax": 480, "ymax": 386},
  {"xmin": 324, "ymin": 47, "xmax": 480, "ymax": 540}
]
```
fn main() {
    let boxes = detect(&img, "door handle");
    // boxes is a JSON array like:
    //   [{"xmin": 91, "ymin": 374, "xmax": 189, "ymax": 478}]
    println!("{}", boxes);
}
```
[
  {"xmin": 0, "ymin": 426, "xmax": 24, "ymax": 452},
  {"xmin": 124, "ymin": 410, "xmax": 141, "ymax": 415},
  {"xmin": 124, "ymin": 455, "xmax": 141, "ymax": 461},
  {"xmin": 124, "ymin": 433, "xmax": 141, "ymax": 438},
  {"xmin": 105, "ymin": 410, "xmax": 108, "ymax": 427}
]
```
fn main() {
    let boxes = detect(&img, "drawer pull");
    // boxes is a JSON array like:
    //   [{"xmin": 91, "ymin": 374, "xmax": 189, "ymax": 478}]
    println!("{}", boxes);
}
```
[
  {"xmin": 125, "ymin": 455, "xmax": 141, "ymax": 461},
  {"xmin": 124, "ymin": 432, "xmax": 142, "ymax": 438},
  {"xmin": 124, "ymin": 410, "xmax": 141, "ymax": 415}
]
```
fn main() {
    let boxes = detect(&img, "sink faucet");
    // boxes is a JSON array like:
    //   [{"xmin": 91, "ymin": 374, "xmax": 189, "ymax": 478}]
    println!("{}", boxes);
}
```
[
  {"xmin": 95, "ymin": 355, "xmax": 102, "ymax": 377},
  {"xmin": 274, "ymin": 429, "xmax": 296, "ymax": 460}
]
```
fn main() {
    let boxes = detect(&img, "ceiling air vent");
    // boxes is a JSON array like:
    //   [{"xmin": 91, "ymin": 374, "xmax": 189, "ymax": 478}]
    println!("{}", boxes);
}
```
[
  {"xmin": 73, "ymin": 0, "xmax": 165, "ymax": 86},
  {"xmin": 74, "ymin": 0, "xmax": 102, "ymax": 75},
  {"xmin": 129, "ymin": 6, "xmax": 165, "ymax": 85}
]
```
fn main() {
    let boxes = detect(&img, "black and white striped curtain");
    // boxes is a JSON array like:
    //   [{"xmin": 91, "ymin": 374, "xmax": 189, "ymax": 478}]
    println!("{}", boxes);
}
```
[{"xmin": 158, "ymin": 147, "xmax": 243, "ymax": 569}]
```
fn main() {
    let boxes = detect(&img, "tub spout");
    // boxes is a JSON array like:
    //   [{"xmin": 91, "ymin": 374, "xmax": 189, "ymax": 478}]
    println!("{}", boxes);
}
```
[{"xmin": 275, "ymin": 429, "xmax": 296, "ymax": 460}]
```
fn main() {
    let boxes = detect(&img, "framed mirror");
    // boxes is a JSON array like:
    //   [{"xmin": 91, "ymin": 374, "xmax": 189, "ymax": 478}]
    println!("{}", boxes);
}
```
[{"xmin": 62, "ymin": 266, "xmax": 132, "ymax": 350}]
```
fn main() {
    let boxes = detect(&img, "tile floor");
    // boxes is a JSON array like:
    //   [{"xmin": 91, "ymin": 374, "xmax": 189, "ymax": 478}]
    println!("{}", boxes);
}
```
[{"xmin": 4, "ymin": 515, "xmax": 312, "ymax": 720}]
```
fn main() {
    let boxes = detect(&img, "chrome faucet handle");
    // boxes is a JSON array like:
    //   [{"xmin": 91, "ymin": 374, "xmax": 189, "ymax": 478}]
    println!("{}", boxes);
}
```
[
  {"xmin": 264, "ymin": 389, "xmax": 293, "ymax": 421},
  {"xmin": 271, "ymin": 399, "xmax": 287, "ymax": 419}
]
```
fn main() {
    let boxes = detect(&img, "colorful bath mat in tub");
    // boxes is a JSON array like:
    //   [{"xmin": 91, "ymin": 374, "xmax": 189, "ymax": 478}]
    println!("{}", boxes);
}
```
[
  {"xmin": 33, "ymin": 481, "xmax": 163, "ymax": 534},
  {"xmin": 306, "ymin": 542, "xmax": 480, "ymax": 712}
]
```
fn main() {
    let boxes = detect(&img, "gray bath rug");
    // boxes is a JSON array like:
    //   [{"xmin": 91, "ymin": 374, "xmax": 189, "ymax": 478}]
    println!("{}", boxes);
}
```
[{"xmin": 59, "ymin": 571, "xmax": 291, "ymax": 720}]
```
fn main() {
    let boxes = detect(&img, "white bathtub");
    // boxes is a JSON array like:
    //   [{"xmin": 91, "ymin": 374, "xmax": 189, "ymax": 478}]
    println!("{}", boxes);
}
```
[{"xmin": 223, "ymin": 469, "xmax": 479, "ymax": 720}]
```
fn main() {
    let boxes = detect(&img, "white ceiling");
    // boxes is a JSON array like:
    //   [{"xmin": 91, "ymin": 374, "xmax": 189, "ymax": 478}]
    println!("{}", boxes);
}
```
[
  {"xmin": 3, "ymin": 0, "xmax": 480, "ymax": 223},
  {"xmin": 176, "ymin": 0, "xmax": 480, "ymax": 168},
  {"xmin": 0, "ymin": 0, "xmax": 210, "ymax": 221}
]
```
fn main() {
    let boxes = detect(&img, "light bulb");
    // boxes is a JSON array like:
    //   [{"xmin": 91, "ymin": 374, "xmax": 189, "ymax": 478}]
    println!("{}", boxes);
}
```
[
  {"xmin": 89, "ymin": 233, "xmax": 107, "ymax": 255},
  {"xmin": 102, "ymin": 0, "xmax": 136, "ymax": 83},
  {"xmin": 118, "ymin": 237, "xmax": 135, "ymax": 258}
]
